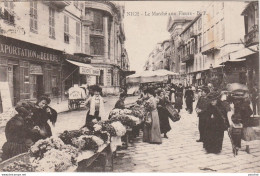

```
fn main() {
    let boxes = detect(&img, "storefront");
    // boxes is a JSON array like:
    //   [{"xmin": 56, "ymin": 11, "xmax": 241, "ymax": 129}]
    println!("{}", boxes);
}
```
[
  {"xmin": 62, "ymin": 54, "xmax": 98, "ymax": 96},
  {"xmin": 0, "ymin": 35, "xmax": 62, "ymax": 108}
]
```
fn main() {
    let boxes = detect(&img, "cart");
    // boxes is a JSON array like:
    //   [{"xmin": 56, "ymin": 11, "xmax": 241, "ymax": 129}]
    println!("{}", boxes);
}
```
[{"xmin": 68, "ymin": 85, "xmax": 86, "ymax": 110}]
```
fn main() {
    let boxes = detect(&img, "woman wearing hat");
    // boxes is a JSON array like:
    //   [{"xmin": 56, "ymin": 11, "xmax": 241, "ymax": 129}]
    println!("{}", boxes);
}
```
[
  {"xmin": 84, "ymin": 85, "xmax": 106, "ymax": 127},
  {"xmin": 157, "ymin": 90, "xmax": 171, "ymax": 138},
  {"xmin": 203, "ymin": 91, "xmax": 229, "ymax": 154},
  {"xmin": 32, "ymin": 95, "xmax": 58, "ymax": 141},
  {"xmin": 2, "ymin": 101, "xmax": 40, "ymax": 160}
]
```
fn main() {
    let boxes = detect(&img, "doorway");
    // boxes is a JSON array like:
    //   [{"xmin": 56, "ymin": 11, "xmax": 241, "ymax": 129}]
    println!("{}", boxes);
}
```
[
  {"xmin": 36, "ymin": 75, "xmax": 43, "ymax": 99},
  {"xmin": 8, "ymin": 64, "xmax": 19, "ymax": 106}
]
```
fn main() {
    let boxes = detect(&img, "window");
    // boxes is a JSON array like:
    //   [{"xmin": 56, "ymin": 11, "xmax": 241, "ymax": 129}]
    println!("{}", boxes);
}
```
[
  {"xmin": 49, "ymin": 7, "xmax": 55, "ymax": 39},
  {"xmin": 90, "ymin": 36, "xmax": 104, "ymax": 55},
  {"xmin": 111, "ymin": 69, "xmax": 114, "ymax": 86},
  {"xmin": 84, "ymin": 26, "xmax": 88, "ymax": 53},
  {"xmin": 198, "ymin": 18, "xmax": 202, "ymax": 30},
  {"xmin": 216, "ymin": 22, "xmax": 219, "ymax": 41},
  {"xmin": 221, "ymin": 19, "xmax": 225, "ymax": 40},
  {"xmin": 64, "ymin": 15, "xmax": 69, "ymax": 43},
  {"xmin": 30, "ymin": 2, "xmax": 37, "ymax": 32},
  {"xmin": 92, "ymin": 10, "xmax": 103, "ymax": 31},
  {"xmin": 3, "ymin": 2, "xmax": 14, "ymax": 24},
  {"xmin": 76, "ymin": 22, "xmax": 80, "ymax": 47},
  {"xmin": 20, "ymin": 61, "xmax": 30, "ymax": 100},
  {"xmin": 99, "ymin": 70, "xmax": 104, "ymax": 86}
]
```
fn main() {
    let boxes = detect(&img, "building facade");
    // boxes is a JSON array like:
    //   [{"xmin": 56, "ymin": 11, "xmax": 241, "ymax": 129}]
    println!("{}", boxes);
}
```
[
  {"xmin": 167, "ymin": 1, "xmax": 249, "ymax": 88},
  {"xmin": 0, "ymin": 1, "xmax": 129, "ymax": 111},
  {"xmin": 143, "ymin": 40, "xmax": 170, "ymax": 71},
  {"xmin": 82, "ymin": 1, "xmax": 130, "ymax": 95}
]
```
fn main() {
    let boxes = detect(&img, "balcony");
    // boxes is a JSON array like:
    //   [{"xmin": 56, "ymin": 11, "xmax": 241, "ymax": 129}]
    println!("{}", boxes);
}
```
[
  {"xmin": 181, "ymin": 54, "xmax": 194, "ymax": 63},
  {"xmin": 81, "ymin": 15, "xmax": 93, "ymax": 26},
  {"xmin": 245, "ymin": 25, "xmax": 259, "ymax": 47},
  {"xmin": 189, "ymin": 31, "xmax": 197, "ymax": 38},
  {"xmin": 201, "ymin": 40, "xmax": 219, "ymax": 55},
  {"xmin": 43, "ymin": 1, "xmax": 71, "ymax": 12}
]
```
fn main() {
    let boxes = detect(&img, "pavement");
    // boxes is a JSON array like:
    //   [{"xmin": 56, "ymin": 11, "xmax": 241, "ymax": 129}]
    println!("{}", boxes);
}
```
[
  {"xmin": 1, "ymin": 95, "xmax": 260, "ymax": 173},
  {"xmin": 113, "ymin": 108, "xmax": 260, "ymax": 173}
]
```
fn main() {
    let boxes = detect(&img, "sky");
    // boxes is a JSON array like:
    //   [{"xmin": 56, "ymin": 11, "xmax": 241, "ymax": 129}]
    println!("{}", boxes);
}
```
[{"xmin": 117, "ymin": 1, "xmax": 209, "ymax": 73}]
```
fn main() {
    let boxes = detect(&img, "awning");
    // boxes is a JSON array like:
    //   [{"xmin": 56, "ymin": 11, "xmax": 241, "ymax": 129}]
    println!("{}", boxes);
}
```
[
  {"xmin": 220, "ymin": 58, "xmax": 246, "ymax": 65},
  {"xmin": 66, "ymin": 59, "xmax": 100, "ymax": 76},
  {"xmin": 229, "ymin": 45, "xmax": 258, "ymax": 60}
]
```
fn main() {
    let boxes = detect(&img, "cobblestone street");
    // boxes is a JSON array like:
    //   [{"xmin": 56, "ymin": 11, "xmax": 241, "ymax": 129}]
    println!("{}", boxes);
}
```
[{"xmin": 113, "ymin": 109, "xmax": 260, "ymax": 173}]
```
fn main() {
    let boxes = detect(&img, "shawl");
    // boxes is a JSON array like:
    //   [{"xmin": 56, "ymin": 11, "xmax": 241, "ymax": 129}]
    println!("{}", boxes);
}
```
[{"xmin": 89, "ymin": 95, "xmax": 106, "ymax": 121}]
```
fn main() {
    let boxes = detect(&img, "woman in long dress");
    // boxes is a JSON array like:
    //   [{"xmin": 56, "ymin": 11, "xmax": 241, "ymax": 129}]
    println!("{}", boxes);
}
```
[
  {"xmin": 157, "ymin": 90, "xmax": 171, "ymax": 138},
  {"xmin": 2, "ymin": 101, "xmax": 39, "ymax": 161},
  {"xmin": 32, "ymin": 96, "xmax": 57, "ymax": 142},
  {"xmin": 84, "ymin": 85, "xmax": 106, "ymax": 130},
  {"xmin": 143, "ymin": 88, "xmax": 162, "ymax": 144},
  {"xmin": 204, "ymin": 91, "xmax": 227, "ymax": 154}
]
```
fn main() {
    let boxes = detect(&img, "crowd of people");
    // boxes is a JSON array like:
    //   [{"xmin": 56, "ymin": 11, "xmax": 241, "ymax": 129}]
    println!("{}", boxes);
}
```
[{"xmin": 1, "ymin": 82, "xmax": 258, "ymax": 162}]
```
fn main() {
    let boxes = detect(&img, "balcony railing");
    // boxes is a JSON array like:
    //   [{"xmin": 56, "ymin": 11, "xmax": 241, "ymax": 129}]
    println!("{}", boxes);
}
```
[
  {"xmin": 181, "ymin": 54, "xmax": 194, "ymax": 63},
  {"xmin": 245, "ymin": 25, "xmax": 259, "ymax": 47},
  {"xmin": 189, "ymin": 31, "xmax": 197, "ymax": 38}
]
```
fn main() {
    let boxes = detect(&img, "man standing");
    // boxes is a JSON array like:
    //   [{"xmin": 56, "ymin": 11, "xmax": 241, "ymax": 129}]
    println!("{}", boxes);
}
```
[
  {"xmin": 185, "ymin": 86, "xmax": 194, "ymax": 114},
  {"xmin": 195, "ymin": 87, "xmax": 210, "ymax": 142},
  {"xmin": 251, "ymin": 85, "xmax": 259, "ymax": 115}
]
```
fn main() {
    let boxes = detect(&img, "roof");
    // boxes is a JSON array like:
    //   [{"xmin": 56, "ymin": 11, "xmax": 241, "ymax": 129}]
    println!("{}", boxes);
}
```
[{"xmin": 180, "ymin": 14, "xmax": 202, "ymax": 35}]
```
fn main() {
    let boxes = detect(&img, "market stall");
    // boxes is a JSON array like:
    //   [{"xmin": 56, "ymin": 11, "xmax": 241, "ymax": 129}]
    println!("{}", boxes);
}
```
[{"xmin": 0, "ymin": 102, "xmax": 145, "ymax": 172}]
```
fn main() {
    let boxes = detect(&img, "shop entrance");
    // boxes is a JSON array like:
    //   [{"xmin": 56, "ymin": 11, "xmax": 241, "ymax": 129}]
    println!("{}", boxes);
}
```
[
  {"xmin": 30, "ymin": 75, "xmax": 43, "ymax": 100},
  {"xmin": 8, "ymin": 64, "xmax": 19, "ymax": 106}
]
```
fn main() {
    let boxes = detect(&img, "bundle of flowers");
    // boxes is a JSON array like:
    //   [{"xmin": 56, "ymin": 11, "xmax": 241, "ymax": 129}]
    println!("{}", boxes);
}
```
[
  {"xmin": 59, "ymin": 130, "xmax": 83, "ymax": 146},
  {"xmin": 71, "ymin": 135, "xmax": 104, "ymax": 152},
  {"xmin": 144, "ymin": 100, "xmax": 154, "ymax": 112},
  {"xmin": 109, "ymin": 114, "xmax": 138, "ymax": 128},
  {"xmin": 129, "ymin": 105, "xmax": 145, "ymax": 120},
  {"xmin": 31, "ymin": 149, "xmax": 77, "ymax": 172},
  {"xmin": 30, "ymin": 137, "xmax": 65, "ymax": 159},
  {"xmin": 3, "ymin": 161, "xmax": 36, "ymax": 172},
  {"xmin": 97, "ymin": 121, "xmax": 117, "ymax": 137},
  {"xmin": 109, "ymin": 109, "xmax": 132, "ymax": 118},
  {"xmin": 93, "ymin": 130, "xmax": 110, "ymax": 143},
  {"xmin": 110, "ymin": 121, "xmax": 126, "ymax": 137}
]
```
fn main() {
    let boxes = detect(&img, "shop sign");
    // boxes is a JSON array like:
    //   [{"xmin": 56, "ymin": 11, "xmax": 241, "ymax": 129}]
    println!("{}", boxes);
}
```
[
  {"xmin": 0, "ymin": 36, "xmax": 61, "ymax": 63},
  {"xmin": 79, "ymin": 67, "xmax": 100, "ymax": 76},
  {"xmin": 92, "ymin": 69, "xmax": 100, "ymax": 76},
  {"xmin": 79, "ymin": 67, "xmax": 92, "ymax": 75},
  {"xmin": 30, "ymin": 64, "xmax": 43, "ymax": 75}
]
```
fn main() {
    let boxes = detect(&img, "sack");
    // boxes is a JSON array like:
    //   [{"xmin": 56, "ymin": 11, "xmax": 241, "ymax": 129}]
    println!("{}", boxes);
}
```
[{"xmin": 165, "ymin": 104, "xmax": 181, "ymax": 122}]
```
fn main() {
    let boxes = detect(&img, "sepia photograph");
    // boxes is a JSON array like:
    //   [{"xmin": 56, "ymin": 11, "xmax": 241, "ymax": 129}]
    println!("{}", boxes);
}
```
[{"xmin": 0, "ymin": 0, "xmax": 259, "ymax": 174}]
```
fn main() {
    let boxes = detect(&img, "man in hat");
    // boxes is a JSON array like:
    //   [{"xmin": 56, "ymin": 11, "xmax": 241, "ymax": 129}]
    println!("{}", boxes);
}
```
[
  {"xmin": 195, "ymin": 86, "xmax": 210, "ymax": 142},
  {"xmin": 184, "ymin": 86, "xmax": 194, "ymax": 114}
]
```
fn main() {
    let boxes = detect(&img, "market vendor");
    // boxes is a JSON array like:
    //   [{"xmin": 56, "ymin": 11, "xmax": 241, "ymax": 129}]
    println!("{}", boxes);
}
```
[
  {"xmin": 85, "ymin": 85, "xmax": 106, "ymax": 126},
  {"xmin": 1, "ymin": 101, "xmax": 40, "ymax": 161},
  {"xmin": 114, "ymin": 93, "xmax": 127, "ymax": 109},
  {"xmin": 31, "ymin": 95, "xmax": 57, "ymax": 142}
]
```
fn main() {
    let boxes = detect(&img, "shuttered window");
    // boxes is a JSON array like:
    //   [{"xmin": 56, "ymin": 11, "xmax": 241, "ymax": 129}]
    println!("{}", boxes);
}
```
[
  {"xmin": 30, "ymin": 2, "xmax": 37, "ymax": 32},
  {"xmin": 49, "ymin": 7, "xmax": 55, "ymax": 39}
]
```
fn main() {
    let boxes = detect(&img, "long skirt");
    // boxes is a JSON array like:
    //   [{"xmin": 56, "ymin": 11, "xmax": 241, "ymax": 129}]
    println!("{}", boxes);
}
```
[
  {"xmin": 143, "ymin": 110, "xmax": 162, "ymax": 144},
  {"xmin": 203, "ymin": 128, "xmax": 224, "ymax": 153},
  {"xmin": 242, "ymin": 127, "xmax": 257, "ymax": 141},
  {"xmin": 158, "ymin": 107, "xmax": 171, "ymax": 134},
  {"xmin": 2, "ymin": 142, "xmax": 28, "ymax": 161}
]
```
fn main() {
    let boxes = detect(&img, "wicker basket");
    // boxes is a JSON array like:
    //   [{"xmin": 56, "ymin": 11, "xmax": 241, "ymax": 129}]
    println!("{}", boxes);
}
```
[{"xmin": 0, "ymin": 152, "xmax": 31, "ymax": 171}]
